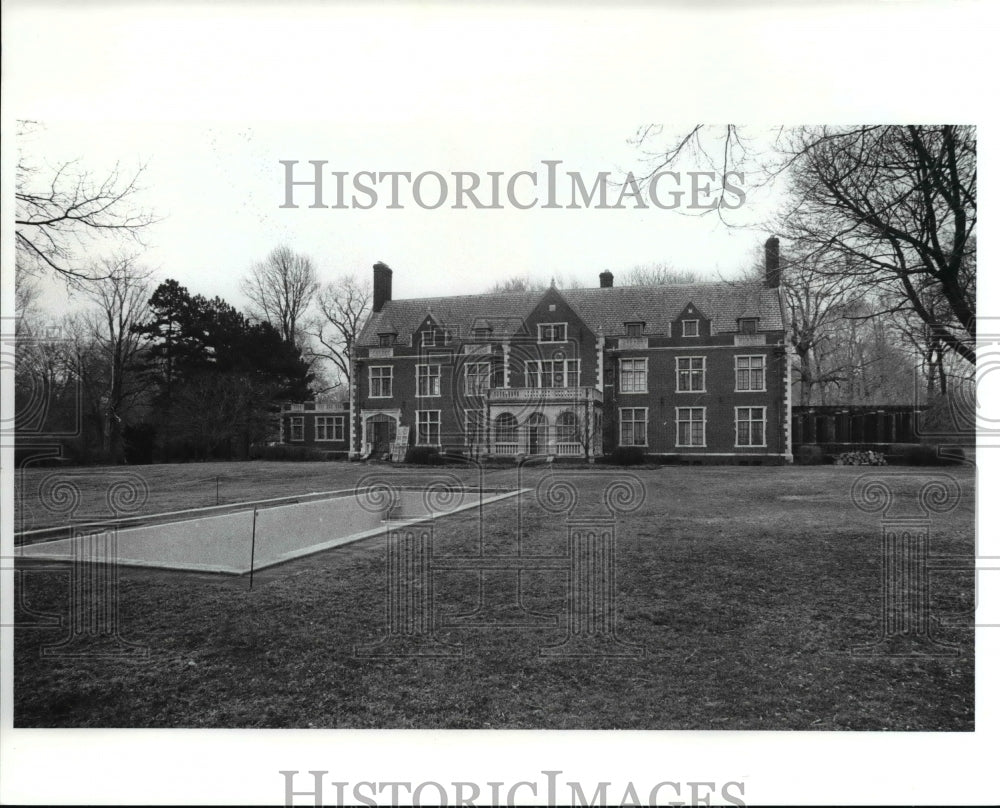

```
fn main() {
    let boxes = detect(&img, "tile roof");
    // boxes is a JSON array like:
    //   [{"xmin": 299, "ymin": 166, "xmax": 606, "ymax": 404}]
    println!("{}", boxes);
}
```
[
  {"xmin": 357, "ymin": 281, "xmax": 783, "ymax": 346},
  {"xmin": 358, "ymin": 290, "xmax": 538, "ymax": 346},
  {"xmin": 562, "ymin": 282, "xmax": 784, "ymax": 334}
]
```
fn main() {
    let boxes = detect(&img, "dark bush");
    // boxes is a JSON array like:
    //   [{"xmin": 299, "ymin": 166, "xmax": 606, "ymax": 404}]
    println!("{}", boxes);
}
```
[
  {"xmin": 607, "ymin": 446, "xmax": 645, "ymax": 466},
  {"xmin": 917, "ymin": 392, "xmax": 970, "ymax": 437},
  {"xmin": 939, "ymin": 446, "xmax": 968, "ymax": 465},
  {"xmin": 795, "ymin": 444, "xmax": 825, "ymax": 465},
  {"xmin": 404, "ymin": 446, "xmax": 441, "ymax": 465},
  {"xmin": 888, "ymin": 443, "xmax": 949, "ymax": 466},
  {"xmin": 123, "ymin": 423, "xmax": 157, "ymax": 465},
  {"xmin": 252, "ymin": 444, "xmax": 330, "ymax": 461}
]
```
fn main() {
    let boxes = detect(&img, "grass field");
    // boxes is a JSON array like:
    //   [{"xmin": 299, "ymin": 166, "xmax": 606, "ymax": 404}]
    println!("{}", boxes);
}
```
[
  {"xmin": 14, "ymin": 462, "xmax": 975, "ymax": 729},
  {"xmin": 16, "ymin": 461, "xmax": 475, "ymax": 533}
]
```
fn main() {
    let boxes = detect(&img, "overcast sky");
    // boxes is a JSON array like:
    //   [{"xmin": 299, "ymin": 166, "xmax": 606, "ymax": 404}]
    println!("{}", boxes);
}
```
[
  {"xmin": 7, "ymin": 4, "xmax": 993, "ymax": 317},
  {"xmin": 17, "ymin": 118, "xmax": 783, "ymax": 310},
  {"xmin": 4, "ymin": 2, "xmax": 932, "ymax": 314}
]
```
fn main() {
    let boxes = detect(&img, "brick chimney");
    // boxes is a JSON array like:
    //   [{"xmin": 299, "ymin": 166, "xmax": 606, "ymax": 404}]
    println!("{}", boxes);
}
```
[
  {"xmin": 599, "ymin": 270, "xmax": 614, "ymax": 288},
  {"xmin": 373, "ymin": 261, "xmax": 393, "ymax": 313},
  {"xmin": 764, "ymin": 236, "xmax": 780, "ymax": 288}
]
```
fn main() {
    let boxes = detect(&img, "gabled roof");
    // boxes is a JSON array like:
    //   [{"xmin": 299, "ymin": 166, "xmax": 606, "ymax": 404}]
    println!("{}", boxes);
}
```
[
  {"xmin": 357, "ymin": 281, "xmax": 783, "ymax": 346},
  {"xmin": 561, "ymin": 282, "xmax": 783, "ymax": 334},
  {"xmin": 358, "ymin": 291, "xmax": 539, "ymax": 346}
]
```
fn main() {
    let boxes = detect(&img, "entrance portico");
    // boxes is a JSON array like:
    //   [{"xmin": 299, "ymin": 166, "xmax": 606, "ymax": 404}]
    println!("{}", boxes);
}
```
[
  {"xmin": 360, "ymin": 408, "xmax": 402, "ymax": 457},
  {"xmin": 483, "ymin": 387, "xmax": 603, "ymax": 459}
]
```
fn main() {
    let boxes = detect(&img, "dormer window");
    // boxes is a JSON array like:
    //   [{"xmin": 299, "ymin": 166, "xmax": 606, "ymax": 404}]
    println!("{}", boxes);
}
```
[
  {"xmin": 538, "ymin": 323, "xmax": 567, "ymax": 343},
  {"xmin": 738, "ymin": 318, "xmax": 758, "ymax": 335},
  {"xmin": 421, "ymin": 328, "xmax": 452, "ymax": 347},
  {"xmin": 378, "ymin": 332, "xmax": 396, "ymax": 347},
  {"xmin": 473, "ymin": 327, "xmax": 492, "ymax": 342},
  {"xmin": 682, "ymin": 320, "xmax": 699, "ymax": 338},
  {"xmin": 625, "ymin": 322, "xmax": 644, "ymax": 338}
]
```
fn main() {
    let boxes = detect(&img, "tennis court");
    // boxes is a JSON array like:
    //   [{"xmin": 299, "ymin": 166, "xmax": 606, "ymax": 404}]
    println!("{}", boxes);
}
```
[{"xmin": 17, "ymin": 485, "xmax": 521, "ymax": 574}]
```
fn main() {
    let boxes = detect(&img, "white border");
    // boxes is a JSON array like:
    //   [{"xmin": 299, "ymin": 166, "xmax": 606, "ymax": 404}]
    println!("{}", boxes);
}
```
[{"xmin": 2, "ymin": 2, "xmax": 996, "ymax": 806}]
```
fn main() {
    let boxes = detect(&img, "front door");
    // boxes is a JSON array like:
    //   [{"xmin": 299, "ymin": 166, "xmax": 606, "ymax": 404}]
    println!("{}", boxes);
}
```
[
  {"xmin": 527, "ymin": 426, "xmax": 541, "ymax": 454},
  {"xmin": 367, "ymin": 415, "xmax": 397, "ymax": 456},
  {"xmin": 526, "ymin": 415, "xmax": 547, "ymax": 454}
]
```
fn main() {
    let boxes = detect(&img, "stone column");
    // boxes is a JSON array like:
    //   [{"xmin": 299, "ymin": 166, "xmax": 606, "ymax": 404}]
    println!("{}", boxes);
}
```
[{"xmin": 585, "ymin": 395, "xmax": 594, "ymax": 460}]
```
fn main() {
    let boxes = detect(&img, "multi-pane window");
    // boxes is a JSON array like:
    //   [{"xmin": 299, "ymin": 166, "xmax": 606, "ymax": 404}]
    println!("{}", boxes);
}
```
[
  {"xmin": 676, "ymin": 407, "xmax": 706, "ymax": 447},
  {"xmin": 525, "ymin": 359, "xmax": 580, "ymax": 388},
  {"xmin": 736, "ymin": 355, "xmax": 765, "ymax": 391},
  {"xmin": 676, "ymin": 357, "xmax": 706, "ymax": 392},
  {"xmin": 416, "ymin": 364, "xmax": 441, "ymax": 397},
  {"xmin": 416, "ymin": 410, "xmax": 441, "ymax": 446},
  {"xmin": 422, "ymin": 328, "xmax": 452, "ymax": 346},
  {"xmin": 620, "ymin": 408, "xmax": 647, "ymax": 447},
  {"xmin": 538, "ymin": 323, "xmax": 567, "ymax": 342},
  {"xmin": 682, "ymin": 319, "xmax": 699, "ymax": 337},
  {"xmin": 465, "ymin": 409, "xmax": 484, "ymax": 445},
  {"xmin": 289, "ymin": 416, "xmax": 304, "ymax": 442},
  {"xmin": 369, "ymin": 366, "xmax": 392, "ymax": 398},
  {"xmin": 556, "ymin": 411, "xmax": 577, "ymax": 441},
  {"xmin": 495, "ymin": 413, "xmax": 518, "ymax": 443},
  {"xmin": 736, "ymin": 407, "xmax": 766, "ymax": 447},
  {"xmin": 620, "ymin": 358, "xmax": 648, "ymax": 393},
  {"xmin": 625, "ymin": 322, "xmax": 643, "ymax": 338},
  {"xmin": 316, "ymin": 416, "xmax": 344, "ymax": 441},
  {"xmin": 738, "ymin": 318, "xmax": 758, "ymax": 335},
  {"xmin": 465, "ymin": 361, "xmax": 491, "ymax": 395},
  {"xmin": 378, "ymin": 333, "xmax": 395, "ymax": 347}
]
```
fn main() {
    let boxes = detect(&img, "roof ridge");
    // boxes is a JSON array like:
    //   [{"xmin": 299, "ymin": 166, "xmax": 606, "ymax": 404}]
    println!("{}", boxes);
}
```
[
  {"xmin": 381, "ymin": 289, "xmax": 541, "ymax": 305},
  {"xmin": 564, "ymin": 279, "xmax": 750, "ymax": 292},
  {"xmin": 359, "ymin": 278, "xmax": 783, "ymax": 346},
  {"xmin": 388, "ymin": 279, "xmax": 749, "ymax": 304}
]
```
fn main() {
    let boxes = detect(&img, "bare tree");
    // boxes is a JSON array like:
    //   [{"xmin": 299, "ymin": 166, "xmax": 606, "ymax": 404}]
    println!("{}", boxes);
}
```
[
  {"xmin": 306, "ymin": 275, "xmax": 371, "ymax": 391},
  {"xmin": 76, "ymin": 256, "xmax": 155, "ymax": 462},
  {"xmin": 171, "ymin": 372, "xmax": 276, "ymax": 460},
  {"xmin": 632, "ymin": 125, "xmax": 976, "ymax": 365},
  {"xmin": 14, "ymin": 311, "xmax": 78, "ymax": 439},
  {"xmin": 15, "ymin": 121, "xmax": 158, "ymax": 282},
  {"xmin": 620, "ymin": 262, "xmax": 706, "ymax": 286},
  {"xmin": 732, "ymin": 247, "xmax": 912, "ymax": 405},
  {"xmin": 241, "ymin": 245, "xmax": 319, "ymax": 347},
  {"xmin": 489, "ymin": 275, "xmax": 547, "ymax": 293},
  {"xmin": 779, "ymin": 252, "xmax": 858, "ymax": 405},
  {"xmin": 14, "ymin": 264, "xmax": 41, "ymax": 322},
  {"xmin": 488, "ymin": 273, "xmax": 583, "ymax": 293},
  {"xmin": 781, "ymin": 126, "xmax": 975, "ymax": 365}
]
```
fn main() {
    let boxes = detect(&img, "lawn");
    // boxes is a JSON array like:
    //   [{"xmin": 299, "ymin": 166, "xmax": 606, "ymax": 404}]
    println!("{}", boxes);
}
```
[
  {"xmin": 16, "ymin": 460, "xmax": 481, "ymax": 534},
  {"xmin": 14, "ymin": 462, "xmax": 975, "ymax": 729}
]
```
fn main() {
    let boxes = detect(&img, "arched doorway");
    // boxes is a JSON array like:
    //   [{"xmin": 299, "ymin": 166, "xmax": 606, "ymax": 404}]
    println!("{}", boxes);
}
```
[
  {"xmin": 494, "ymin": 413, "xmax": 518, "ymax": 455},
  {"xmin": 526, "ymin": 413, "xmax": 548, "ymax": 455},
  {"xmin": 366, "ymin": 413, "xmax": 397, "ymax": 456}
]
